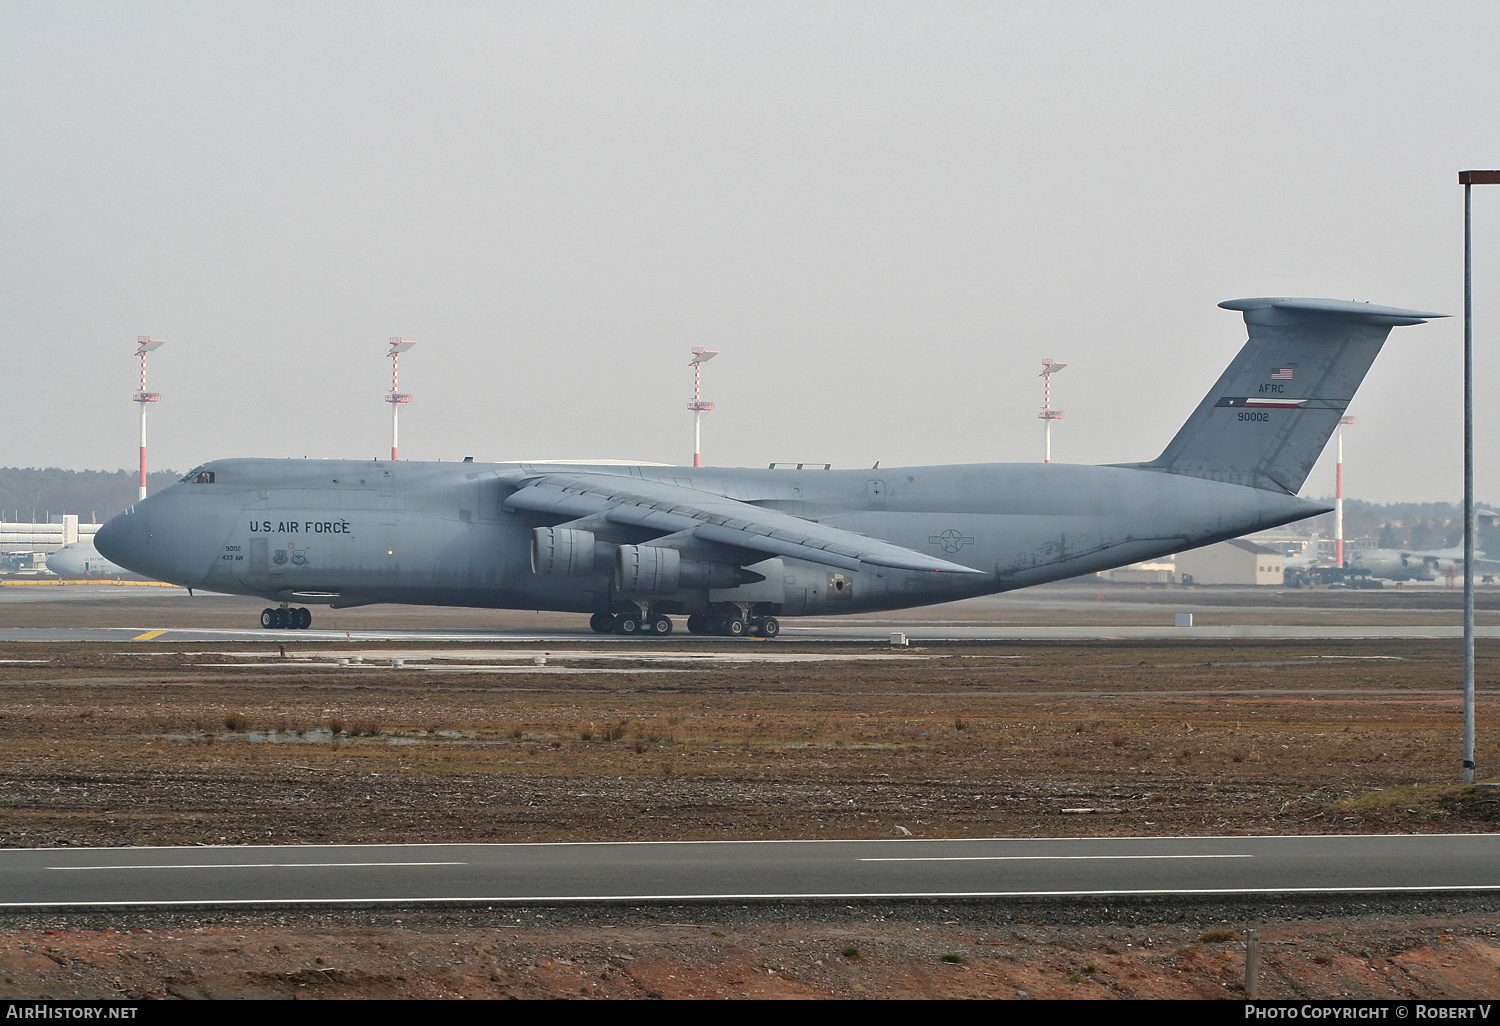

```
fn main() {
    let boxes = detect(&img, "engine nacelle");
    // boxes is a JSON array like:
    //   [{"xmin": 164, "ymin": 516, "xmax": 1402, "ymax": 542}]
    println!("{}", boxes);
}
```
[
  {"xmin": 614, "ymin": 545, "xmax": 761, "ymax": 596},
  {"xmin": 531, "ymin": 527, "xmax": 598, "ymax": 577},
  {"xmin": 614, "ymin": 544, "xmax": 681, "ymax": 596}
]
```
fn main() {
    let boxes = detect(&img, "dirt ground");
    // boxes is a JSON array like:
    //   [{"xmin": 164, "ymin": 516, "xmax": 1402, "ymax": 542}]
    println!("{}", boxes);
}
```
[
  {"xmin": 3, "ymin": 585, "xmax": 1500, "ymax": 999},
  {"xmin": 8, "ymin": 904, "xmax": 1500, "ymax": 1000}
]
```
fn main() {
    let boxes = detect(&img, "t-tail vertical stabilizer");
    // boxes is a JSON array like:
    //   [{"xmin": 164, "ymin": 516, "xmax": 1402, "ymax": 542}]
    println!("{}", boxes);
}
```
[{"xmin": 1140, "ymin": 298, "xmax": 1444, "ymax": 494}]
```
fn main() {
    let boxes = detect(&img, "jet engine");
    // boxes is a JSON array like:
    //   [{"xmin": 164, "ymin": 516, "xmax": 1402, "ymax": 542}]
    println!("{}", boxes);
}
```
[
  {"xmin": 531, "ymin": 527, "xmax": 599, "ymax": 577},
  {"xmin": 613, "ymin": 544, "xmax": 760, "ymax": 596},
  {"xmin": 614, "ymin": 544, "xmax": 680, "ymax": 595}
]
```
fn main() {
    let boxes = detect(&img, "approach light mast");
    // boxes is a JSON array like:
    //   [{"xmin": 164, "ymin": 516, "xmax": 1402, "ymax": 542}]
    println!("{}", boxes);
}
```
[
  {"xmin": 133, "ymin": 337, "xmax": 165, "ymax": 501},
  {"xmin": 1336, "ymin": 416, "xmax": 1355, "ymax": 567},
  {"xmin": 386, "ymin": 338, "xmax": 416, "ymax": 461},
  {"xmin": 1039, "ymin": 358, "xmax": 1067, "ymax": 463},
  {"xmin": 688, "ymin": 347, "xmax": 718, "ymax": 467}
]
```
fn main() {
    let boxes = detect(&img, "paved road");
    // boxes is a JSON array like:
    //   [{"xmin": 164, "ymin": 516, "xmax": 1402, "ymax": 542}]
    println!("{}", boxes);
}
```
[
  {"xmin": 4, "ymin": 623, "xmax": 1499, "ymax": 644},
  {"xmin": 2, "ymin": 835, "xmax": 1497, "ymax": 908}
]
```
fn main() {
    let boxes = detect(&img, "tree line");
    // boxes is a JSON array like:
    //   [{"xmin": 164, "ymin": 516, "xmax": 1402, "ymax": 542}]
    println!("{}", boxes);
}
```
[
  {"xmin": 1259, "ymin": 499, "xmax": 1492, "ymax": 552},
  {"xmin": 0, "ymin": 468, "xmax": 182, "ymax": 524}
]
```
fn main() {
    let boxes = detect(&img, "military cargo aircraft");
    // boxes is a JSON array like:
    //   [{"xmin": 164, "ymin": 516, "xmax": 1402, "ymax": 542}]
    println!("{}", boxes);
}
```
[
  {"xmin": 1348, "ymin": 546, "xmax": 1500, "ymax": 582},
  {"xmin": 94, "ymin": 297, "xmax": 1441, "ymax": 636},
  {"xmin": 46, "ymin": 541, "xmax": 131, "ymax": 577}
]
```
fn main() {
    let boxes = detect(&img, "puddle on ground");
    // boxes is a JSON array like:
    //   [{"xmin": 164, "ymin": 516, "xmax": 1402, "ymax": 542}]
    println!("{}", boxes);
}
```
[{"xmin": 154, "ymin": 728, "xmax": 511, "ymax": 744}]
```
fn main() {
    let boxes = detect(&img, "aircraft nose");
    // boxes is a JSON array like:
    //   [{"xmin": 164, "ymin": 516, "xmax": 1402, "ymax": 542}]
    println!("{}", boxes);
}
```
[
  {"xmin": 95, "ymin": 493, "xmax": 225, "ymax": 587},
  {"xmin": 92, "ymin": 516, "xmax": 123, "ymax": 564},
  {"xmin": 94, "ymin": 504, "xmax": 160, "ymax": 579}
]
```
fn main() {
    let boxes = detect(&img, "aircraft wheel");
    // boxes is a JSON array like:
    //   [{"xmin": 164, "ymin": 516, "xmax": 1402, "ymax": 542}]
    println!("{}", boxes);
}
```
[
  {"xmin": 725, "ymin": 617, "xmax": 747, "ymax": 638},
  {"xmin": 589, "ymin": 613, "xmax": 616, "ymax": 634},
  {"xmin": 260, "ymin": 608, "xmax": 276, "ymax": 629},
  {"xmin": 614, "ymin": 615, "xmax": 641, "ymax": 636},
  {"xmin": 649, "ymin": 614, "xmax": 673, "ymax": 636},
  {"xmin": 273, "ymin": 608, "xmax": 289, "ymax": 629},
  {"xmin": 756, "ymin": 616, "xmax": 780, "ymax": 638},
  {"xmin": 296, "ymin": 607, "xmax": 312, "ymax": 630}
]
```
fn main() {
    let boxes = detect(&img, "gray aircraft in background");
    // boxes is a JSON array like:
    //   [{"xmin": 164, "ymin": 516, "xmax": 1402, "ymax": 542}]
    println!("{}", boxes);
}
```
[
  {"xmin": 95, "ymin": 297, "xmax": 1441, "ymax": 636},
  {"xmin": 1349, "ymin": 546, "xmax": 1500, "ymax": 582},
  {"xmin": 46, "ymin": 541, "xmax": 131, "ymax": 578}
]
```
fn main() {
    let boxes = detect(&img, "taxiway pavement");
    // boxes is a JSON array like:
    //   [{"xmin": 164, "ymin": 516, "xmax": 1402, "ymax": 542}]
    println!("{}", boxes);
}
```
[
  {"xmin": 6, "ymin": 623, "xmax": 1500, "ymax": 644},
  {"xmin": 3, "ymin": 835, "xmax": 1495, "ymax": 908}
]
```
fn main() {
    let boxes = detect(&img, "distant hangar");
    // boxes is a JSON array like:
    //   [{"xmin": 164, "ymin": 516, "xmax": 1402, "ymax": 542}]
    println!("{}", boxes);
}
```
[{"xmin": 1175, "ymin": 539, "xmax": 1284, "ymax": 586}]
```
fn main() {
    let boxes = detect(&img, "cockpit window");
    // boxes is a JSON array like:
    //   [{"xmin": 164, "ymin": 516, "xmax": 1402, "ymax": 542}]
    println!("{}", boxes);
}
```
[{"xmin": 181, "ymin": 470, "xmax": 215, "ymax": 484}]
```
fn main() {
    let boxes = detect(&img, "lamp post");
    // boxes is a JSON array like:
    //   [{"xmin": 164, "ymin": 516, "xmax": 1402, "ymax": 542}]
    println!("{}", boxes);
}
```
[{"xmin": 1460, "ymin": 170, "xmax": 1500, "ymax": 784}]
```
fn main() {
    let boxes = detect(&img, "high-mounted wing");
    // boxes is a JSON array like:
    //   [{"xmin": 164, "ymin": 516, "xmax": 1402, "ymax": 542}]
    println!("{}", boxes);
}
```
[{"xmin": 503, "ymin": 473, "xmax": 984, "ymax": 575}]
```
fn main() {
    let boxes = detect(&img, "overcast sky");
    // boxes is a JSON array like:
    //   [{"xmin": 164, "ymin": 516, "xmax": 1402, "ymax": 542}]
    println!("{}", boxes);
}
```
[{"xmin": 3, "ymin": 1, "xmax": 1497, "ymax": 504}]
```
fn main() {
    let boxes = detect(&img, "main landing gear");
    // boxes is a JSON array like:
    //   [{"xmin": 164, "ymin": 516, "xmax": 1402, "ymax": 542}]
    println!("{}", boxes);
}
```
[
  {"xmin": 687, "ymin": 613, "xmax": 779, "ymax": 638},
  {"xmin": 590, "ymin": 607, "xmax": 779, "ymax": 638},
  {"xmin": 590, "ymin": 610, "xmax": 675, "ymax": 636},
  {"xmin": 260, "ymin": 606, "xmax": 312, "ymax": 630}
]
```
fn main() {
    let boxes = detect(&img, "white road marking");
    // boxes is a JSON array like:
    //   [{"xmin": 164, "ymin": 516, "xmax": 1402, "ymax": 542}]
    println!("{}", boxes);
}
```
[
  {"xmin": 50, "ymin": 861, "xmax": 466, "ymax": 871},
  {"xmin": 859, "ymin": 854, "xmax": 1252, "ymax": 862}
]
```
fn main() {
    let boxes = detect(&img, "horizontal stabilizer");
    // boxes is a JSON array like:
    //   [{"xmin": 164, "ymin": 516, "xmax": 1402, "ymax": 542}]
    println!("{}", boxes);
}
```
[{"xmin": 1218, "ymin": 297, "xmax": 1443, "ymax": 326}]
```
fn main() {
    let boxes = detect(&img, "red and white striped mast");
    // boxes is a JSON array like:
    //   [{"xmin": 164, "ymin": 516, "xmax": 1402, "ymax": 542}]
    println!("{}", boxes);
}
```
[
  {"xmin": 385, "ymin": 338, "xmax": 416, "ymax": 461},
  {"xmin": 688, "ymin": 347, "xmax": 718, "ymax": 467},
  {"xmin": 133, "ymin": 337, "xmax": 165, "ymax": 501},
  {"xmin": 1038, "ymin": 358, "xmax": 1067, "ymax": 463},
  {"xmin": 1336, "ymin": 415, "xmax": 1355, "ymax": 567}
]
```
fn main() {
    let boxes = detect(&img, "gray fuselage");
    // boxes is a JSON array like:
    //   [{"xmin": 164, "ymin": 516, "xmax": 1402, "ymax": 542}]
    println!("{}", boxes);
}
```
[{"xmin": 95, "ymin": 457, "xmax": 1325, "ymax": 616}]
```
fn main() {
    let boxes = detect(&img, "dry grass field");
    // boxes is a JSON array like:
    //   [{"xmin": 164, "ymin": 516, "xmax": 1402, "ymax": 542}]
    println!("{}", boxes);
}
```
[
  {"xmin": 2, "ymin": 636, "xmax": 1499, "ymax": 847},
  {"xmin": 4, "ymin": 585, "xmax": 1500, "ymax": 999}
]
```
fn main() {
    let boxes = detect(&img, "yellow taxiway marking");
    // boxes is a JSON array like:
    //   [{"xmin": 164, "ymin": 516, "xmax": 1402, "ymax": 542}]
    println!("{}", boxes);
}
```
[
  {"xmin": 132, "ymin": 630, "xmax": 166, "ymax": 641},
  {"xmin": 0, "ymin": 579, "xmax": 176, "ymax": 587}
]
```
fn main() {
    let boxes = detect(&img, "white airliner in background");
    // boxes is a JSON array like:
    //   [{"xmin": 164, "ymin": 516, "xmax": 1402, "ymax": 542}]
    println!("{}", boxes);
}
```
[{"xmin": 46, "ymin": 541, "xmax": 132, "ymax": 577}]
